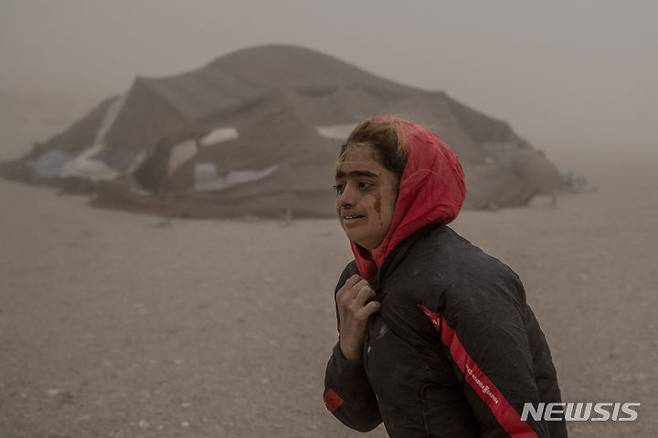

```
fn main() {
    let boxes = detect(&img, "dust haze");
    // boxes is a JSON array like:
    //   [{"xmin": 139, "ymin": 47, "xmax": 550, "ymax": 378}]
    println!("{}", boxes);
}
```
[
  {"xmin": 0, "ymin": 1, "xmax": 656, "ymax": 437},
  {"xmin": 2, "ymin": 1, "xmax": 657, "ymax": 165}
]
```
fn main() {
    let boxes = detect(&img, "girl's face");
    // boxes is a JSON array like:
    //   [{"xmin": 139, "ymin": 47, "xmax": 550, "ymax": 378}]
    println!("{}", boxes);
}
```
[{"xmin": 334, "ymin": 144, "xmax": 399, "ymax": 250}]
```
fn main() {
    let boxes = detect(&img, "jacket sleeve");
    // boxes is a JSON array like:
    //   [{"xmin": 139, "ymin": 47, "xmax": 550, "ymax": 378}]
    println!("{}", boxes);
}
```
[
  {"xmin": 424, "ymin": 271, "xmax": 560, "ymax": 438},
  {"xmin": 323, "ymin": 262, "xmax": 382, "ymax": 432}
]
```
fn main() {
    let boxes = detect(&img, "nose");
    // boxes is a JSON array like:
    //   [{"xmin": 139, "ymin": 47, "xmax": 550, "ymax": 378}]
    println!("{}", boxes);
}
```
[{"xmin": 337, "ymin": 182, "xmax": 359, "ymax": 209}]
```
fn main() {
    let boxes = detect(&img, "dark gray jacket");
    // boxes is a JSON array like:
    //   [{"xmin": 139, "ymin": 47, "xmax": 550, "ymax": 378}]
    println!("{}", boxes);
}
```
[{"xmin": 324, "ymin": 224, "xmax": 567, "ymax": 438}]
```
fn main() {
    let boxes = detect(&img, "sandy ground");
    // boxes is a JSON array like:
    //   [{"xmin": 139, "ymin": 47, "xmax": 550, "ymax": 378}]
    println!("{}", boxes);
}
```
[{"xmin": 1, "ymin": 93, "xmax": 657, "ymax": 437}]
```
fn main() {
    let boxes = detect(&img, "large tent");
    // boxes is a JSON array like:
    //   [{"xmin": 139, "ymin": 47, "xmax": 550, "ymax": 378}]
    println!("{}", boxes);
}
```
[{"xmin": 1, "ymin": 44, "xmax": 563, "ymax": 218}]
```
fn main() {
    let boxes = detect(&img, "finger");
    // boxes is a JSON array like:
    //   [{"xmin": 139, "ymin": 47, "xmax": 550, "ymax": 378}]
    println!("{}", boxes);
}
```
[
  {"xmin": 337, "ymin": 275, "xmax": 362, "ymax": 300},
  {"xmin": 355, "ymin": 285, "xmax": 375, "ymax": 306},
  {"xmin": 351, "ymin": 279, "xmax": 370, "ymax": 294},
  {"xmin": 357, "ymin": 301, "xmax": 381, "ymax": 319},
  {"xmin": 345, "ymin": 274, "xmax": 362, "ymax": 288},
  {"xmin": 339, "ymin": 279, "xmax": 368, "ymax": 303}
]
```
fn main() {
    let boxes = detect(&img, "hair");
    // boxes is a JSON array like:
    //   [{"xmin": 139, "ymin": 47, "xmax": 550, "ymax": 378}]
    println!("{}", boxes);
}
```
[{"xmin": 339, "ymin": 116, "xmax": 409, "ymax": 180}]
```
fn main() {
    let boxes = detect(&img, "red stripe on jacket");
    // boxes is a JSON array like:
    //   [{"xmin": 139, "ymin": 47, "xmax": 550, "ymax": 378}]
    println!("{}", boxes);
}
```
[
  {"xmin": 324, "ymin": 388, "xmax": 344, "ymax": 413},
  {"xmin": 418, "ymin": 304, "xmax": 537, "ymax": 438}
]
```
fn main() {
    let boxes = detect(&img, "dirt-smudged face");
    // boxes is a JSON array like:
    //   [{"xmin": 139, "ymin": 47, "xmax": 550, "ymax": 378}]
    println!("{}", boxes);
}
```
[{"xmin": 335, "ymin": 143, "xmax": 399, "ymax": 251}]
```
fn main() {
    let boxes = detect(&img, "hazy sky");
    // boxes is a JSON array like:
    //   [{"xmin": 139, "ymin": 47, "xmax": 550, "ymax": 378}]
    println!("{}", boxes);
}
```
[{"xmin": 1, "ymin": 0, "xmax": 656, "ymax": 160}]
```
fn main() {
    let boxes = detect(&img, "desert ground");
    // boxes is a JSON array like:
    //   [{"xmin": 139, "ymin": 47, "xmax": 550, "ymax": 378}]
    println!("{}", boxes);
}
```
[{"xmin": 1, "ymin": 92, "xmax": 656, "ymax": 437}]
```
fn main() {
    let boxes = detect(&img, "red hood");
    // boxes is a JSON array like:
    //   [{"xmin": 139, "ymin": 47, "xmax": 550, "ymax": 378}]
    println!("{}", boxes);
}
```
[{"xmin": 350, "ymin": 118, "xmax": 465, "ymax": 282}]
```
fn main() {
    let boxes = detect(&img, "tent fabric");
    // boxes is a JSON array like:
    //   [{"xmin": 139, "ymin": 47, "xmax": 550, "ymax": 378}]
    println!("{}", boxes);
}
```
[{"xmin": 2, "ymin": 44, "xmax": 564, "ymax": 218}]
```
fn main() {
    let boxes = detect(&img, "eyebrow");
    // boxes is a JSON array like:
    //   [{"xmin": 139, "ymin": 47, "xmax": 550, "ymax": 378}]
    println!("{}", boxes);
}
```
[{"xmin": 335, "ymin": 170, "xmax": 379, "ymax": 179}]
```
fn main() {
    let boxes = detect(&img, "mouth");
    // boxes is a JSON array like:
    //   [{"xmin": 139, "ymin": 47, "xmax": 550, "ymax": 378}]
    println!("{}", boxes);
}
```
[{"xmin": 342, "ymin": 214, "xmax": 366, "ymax": 222}]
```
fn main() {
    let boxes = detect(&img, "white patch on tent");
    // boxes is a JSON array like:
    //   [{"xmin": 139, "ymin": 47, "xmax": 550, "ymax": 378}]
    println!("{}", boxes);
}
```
[
  {"xmin": 482, "ymin": 142, "xmax": 521, "ymax": 165},
  {"xmin": 95, "ymin": 93, "xmax": 128, "ymax": 144},
  {"xmin": 200, "ymin": 128, "xmax": 239, "ymax": 146},
  {"xmin": 126, "ymin": 150, "xmax": 147, "ymax": 174},
  {"xmin": 31, "ymin": 94, "xmax": 128, "ymax": 180},
  {"xmin": 130, "ymin": 185, "xmax": 150, "ymax": 196},
  {"xmin": 194, "ymin": 163, "xmax": 218, "ymax": 186},
  {"xmin": 32, "ymin": 150, "xmax": 73, "ymax": 178},
  {"xmin": 60, "ymin": 143, "xmax": 119, "ymax": 181},
  {"xmin": 316, "ymin": 124, "xmax": 357, "ymax": 140},
  {"xmin": 194, "ymin": 163, "xmax": 279, "ymax": 192},
  {"xmin": 168, "ymin": 140, "xmax": 198, "ymax": 174}
]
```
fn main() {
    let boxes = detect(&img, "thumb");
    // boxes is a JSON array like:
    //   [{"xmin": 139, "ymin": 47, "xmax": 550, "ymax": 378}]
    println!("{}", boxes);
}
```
[{"xmin": 362, "ymin": 301, "xmax": 381, "ymax": 316}]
